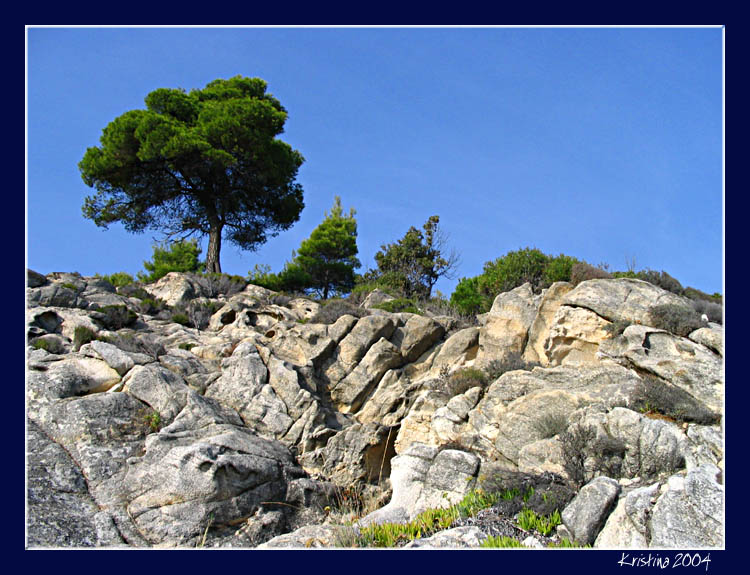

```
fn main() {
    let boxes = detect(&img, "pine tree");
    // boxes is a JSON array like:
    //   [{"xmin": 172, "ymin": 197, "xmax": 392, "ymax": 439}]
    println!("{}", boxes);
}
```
[{"xmin": 288, "ymin": 196, "xmax": 361, "ymax": 299}]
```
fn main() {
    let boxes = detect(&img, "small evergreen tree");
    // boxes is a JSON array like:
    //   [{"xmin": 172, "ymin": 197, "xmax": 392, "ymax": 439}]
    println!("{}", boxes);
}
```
[
  {"xmin": 287, "ymin": 196, "xmax": 361, "ymax": 299},
  {"xmin": 372, "ymin": 215, "xmax": 458, "ymax": 300},
  {"xmin": 137, "ymin": 239, "xmax": 204, "ymax": 283}
]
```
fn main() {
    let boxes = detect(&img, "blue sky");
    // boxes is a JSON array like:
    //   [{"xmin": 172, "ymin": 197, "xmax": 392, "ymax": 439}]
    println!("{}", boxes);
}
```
[{"xmin": 26, "ymin": 26, "xmax": 723, "ymax": 296}]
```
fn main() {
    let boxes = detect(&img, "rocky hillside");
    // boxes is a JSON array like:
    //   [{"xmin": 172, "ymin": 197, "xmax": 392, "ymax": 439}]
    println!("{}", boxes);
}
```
[{"xmin": 26, "ymin": 271, "xmax": 724, "ymax": 548}]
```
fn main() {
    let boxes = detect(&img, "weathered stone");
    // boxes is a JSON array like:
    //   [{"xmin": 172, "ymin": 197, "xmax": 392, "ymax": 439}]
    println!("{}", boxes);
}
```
[
  {"xmin": 286, "ymin": 298, "xmax": 321, "ymax": 321},
  {"xmin": 258, "ymin": 524, "xmax": 344, "ymax": 548},
  {"xmin": 26, "ymin": 420, "xmax": 125, "ymax": 547},
  {"xmin": 27, "ymin": 269, "xmax": 48, "ymax": 288},
  {"xmin": 30, "ymin": 334, "xmax": 70, "ymax": 355},
  {"xmin": 403, "ymin": 526, "xmax": 488, "ymax": 548},
  {"xmin": 688, "ymin": 325, "xmax": 723, "ymax": 356},
  {"xmin": 355, "ymin": 369, "xmax": 423, "ymax": 427},
  {"xmin": 563, "ymin": 278, "xmax": 695, "ymax": 325},
  {"xmin": 360, "ymin": 289, "xmax": 396, "ymax": 309},
  {"xmin": 360, "ymin": 444, "xmax": 480, "ymax": 526},
  {"xmin": 391, "ymin": 315, "xmax": 445, "ymax": 363},
  {"xmin": 143, "ymin": 272, "xmax": 202, "ymax": 307},
  {"xmin": 600, "ymin": 325, "xmax": 723, "ymax": 412},
  {"xmin": 432, "ymin": 327, "xmax": 480, "ymax": 369},
  {"xmin": 545, "ymin": 305, "xmax": 611, "ymax": 366},
  {"xmin": 79, "ymin": 340, "xmax": 136, "ymax": 376},
  {"xmin": 594, "ymin": 482, "xmax": 659, "ymax": 548},
  {"xmin": 27, "ymin": 356, "xmax": 122, "ymax": 402},
  {"xmin": 158, "ymin": 348, "xmax": 210, "ymax": 378},
  {"xmin": 331, "ymin": 338, "xmax": 403, "ymax": 413},
  {"xmin": 561, "ymin": 476, "xmax": 620, "ymax": 545},
  {"xmin": 298, "ymin": 422, "xmax": 396, "ymax": 487},
  {"xmin": 323, "ymin": 315, "xmax": 397, "ymax": 385},
  {"xmin": 478, "ymin": 283, "xmax": 540, "ymax": 362},
  {"xmin": 649, "ymin": 464, "xmax": 723, "ymax": 548},
  {"xmin": 523, "ymin": 282, "xmax": 573, "ymax": 365},
  {"xmin": 123, "ymin": 364, "xmax": 193, "ymax": 424}
]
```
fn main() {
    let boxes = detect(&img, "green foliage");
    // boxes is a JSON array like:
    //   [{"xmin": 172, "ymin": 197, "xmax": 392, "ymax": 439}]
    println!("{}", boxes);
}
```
[
  {"xmin": 178, "ymin": 342, "xmax": 197, "ymax": 351},
  {"xmin": 516, "ymin": 508, "xmax": 561, "ymax": 536},
  {"xmin": 371, "ymin": 215, "xmax": 458, "ymax": 300},
  {"xmin": 648, "ymin": 303, "xmax": 703, "ymax": 337},
  {"xmin": 137, "ymin": 239, "xmax": 204, "ymax": 283},
  {"xmin": 603, "ymin": 318, "xmax": 632, "ymax": 338},
  {"xmin": 95, "ymin": 305, "xmax": 138, "ymax": 330},
  {"xmin": 73, "ymin": 326, "xmax": 99, "ymax": 351},
  {"xmin": 99, "ymin": 271, "xmax": 135, "ymax": 288},
  {"xmin": 287, "ymin": 196, "xmax": 361, "ymax": 299},
  {"xmin": 248, "ymin": 264, "xmax": 285, "ymax": 291},
  {"xmin": 481, "ymin": 536, "xmax": 524, "ymax": 548},
  {"xmin": 451, "ymin": 248, "xmax": 584, "ymax": 315},
  {"xmin": 480, "ymin": 247, "xmax": 550, "ymax": 296},
  {"xmin": 353, "ymin": 489, "xmax": 497, "ymax": 548},
  {"xmin": 372, "ymin": 297, "xmax": 420, "ymax": 314},
  {"xmin": 79, "ymin": 75, "xmax": 305, "ymax": 273},
  {"xmin": 171, "ymin": 313, "xmax": 190, "ymax": 326},
  {"xmin": 145, "ymin": 411, "xmax": 161, "ymax": 432},
  {"xmin": 137, "ymin": 297, "xmax": 169, "ymax": 316},
  {"xmin": 31, "ymin": 338, "xmax": 52, "ymax": 351},
  {"xmin": 449, "ymin": 276, "xmax": 486, "ymax": 316}
]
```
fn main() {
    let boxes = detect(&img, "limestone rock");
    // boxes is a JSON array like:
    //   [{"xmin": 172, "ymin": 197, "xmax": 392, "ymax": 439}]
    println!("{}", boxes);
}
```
[
  {"xmin": 432, "ymin": 327, "xmax": 480, "ymax": 369},
  {"xmin": 688, "ymin": 325, "xmax": 723, "ymax": 356},
  {"xmin": 594, "ymin": 482, "xmax": 659, "ymax": 548},
  {"xmin": 649, "ymin": 464, "xmax": 723, "ymax": 548},
  {"xmin": 359, "ymin": 444, "xmax": 480, "ymax": 526},
  {"xmin": 561, "ymin": 476, "xmax": 620, "ymax": 545},
  {"xmin": 79, "ymin": 340, "xmax": 136, "ymax": 376},
  {"xmin": 523, "ymin": 282, "xmax": 573, "ymax": 365},
  {"xmin": 600, "ymin": 325, "xmax": 723, "ymax": 412},
  {"xmin": 478, "ymin": 283, "xmax": 540, "ymax": 362},
  {"xmin": 27, "ymin": 269, "xmax": 48, "ymax": 288},
  {"xmin": 562, "ymin": 278, "xmax": 695, "ymax": 325},
  {"xmin": 545, "ymin": 305, "xmax": 611, "ymax": 366},
  {"xmin": 143, "ymin": 272, "xmax": 202, "ymax": 307},
  {"xmin": 392, "ymin": 315, "xmax": 445, "ymax": 363},
  {"xmin": 360, "ymin": 289, "xmax": 396, "ymax": 309},
  {"xmin": 27, "ymin": 355, "xmax": 122, "ymax": 402},
  {"xmin": 403, "ymin": 526, "xmax": 487, "ymax": 548}
]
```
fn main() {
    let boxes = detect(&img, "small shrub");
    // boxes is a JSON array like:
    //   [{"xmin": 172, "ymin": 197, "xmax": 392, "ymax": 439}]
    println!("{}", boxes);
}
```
[
  {"xmin": 631, "ymin": 375, "xmax": 720, "ymax": 425},
  {"xmin": 99, "ymin": 272, "xmax": 135, "ymax": 288},
  {"xmin": 309, "ymin": 298, "xmax": 369, "ymax": 324},
  {"xmin": 690, "ymin": 298, "xmax": 723, "ymax": 324},
  {"xmin": 603, "ymin": 318, "xmax": 631, "ymax": 338},
  {"xmin": 484, "ymin": 353, "xmax": 540, "ymax": 380},
  {"xmin": 60, "ymin": 282, "xmax": 80, "ymax": 291},
  {"xmin": 137, "ymin": 239, "xmax": 203, "ymax": 284},
  {"xmin": 187, "ymin": 300, "xmax": 223, "ymax": 330},
  {"xmin": 95, "ymin": 305, "xmax": 138, "ymax": 330},
  {"xmin": 570, "ymin": 262, "xmax": 611, "ymax": 285},
  {"xmin": 446, "ymin": 367, "xmax": 489, "ymax": 396},
  {"xmin": 533, "ymin": 413, "xmax": 569, "ymax": 439},
  {"xmin": 194, "ymin": 272, "xmax": 247, "ymax": 298},
  {"xmin": 516, "ymin": 508, "xmax": 561, "ymax": 536},
  {"xmin": 171, "ymin": 313, "xmax": 190, "ymax": 326},
  {"xmin": 138, "ymin": 297, "xmax": 169, "ymax": 316},
  {"xmin": 73, "ymin": 326, "xmax": 99, "ymax": 351},
  {"xmin": 559, "ymin": 424, "xmax": 626, "ymax": 488},
  {"xmin": 648, "ymin": 303, "xmax": 703, "ymax": 336},
  {"xmin": 144, "ymin": 411, "xmax": 161, "ymax": 432},
  {"xmin": 178, "ymin": 342, "xmax": 196, "ymax": 351},
  {"xmin": 31, "ymin": 338, "xmax": 52, "ymax": 351},
  {"xmin": 373, "ymin": 297, "xmax": 420, "ymax": 315},
  {"xmin": 481, "ymin": 536, "xmax": 523, "ymax": 548}
]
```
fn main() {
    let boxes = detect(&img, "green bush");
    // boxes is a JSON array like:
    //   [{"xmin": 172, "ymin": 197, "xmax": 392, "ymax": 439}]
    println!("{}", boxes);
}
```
[
  {"xmin": 480, "ymin": 247, "xmax": 550, "ymax": 295},
  {"xmin": 95, "ymin": 305, "xmax": 138, "ymax": 330},
  {"xmin": 372, "ymin": 297, "xmax": 420, "ymax": 314},
  {"xmin": 516, "ymin": 508, "xmax": 561, "ymax": 536},
  {"xmin": 137, "ymin": 297, "xmax": 169, "ymax": 316},
  {"xmin": 99, "ymin": 271, "xmax": 135, "ymax": 288},
  {"xmin": 31, "ymin": 338, "xmax": 52, "ymax": 351},
  {"xmin": 449, "ymin": 276, "xmax": 487, "ymax": 316},
  {"xmin": 603, "ymin": 318, "xmax": 631, "ymax": 338},
  {"xmin": 648, "ymin": 303, "xmax": 703, "ymax": 336},
  {"xmin": 171, "ymin": 313, "xmax": 190, "ymax": 326},
  {"xmin": 484, "ymin": 353, "xmax": 540, "ymax": 380},
  {"xmin": 194, "ymin": 272, "xmax": 247, "ymax": 298},
  {"xmin": 543, "ymin": 254, "xmax": 581, "ymax": 285},
  {"xmin": 137, "ymin": 239, "xmax": 204, "ymax": 283},
  {"xmin": 481, "ymin": 536, "xmax": 524, "ymax": 548},
  {"xmin": 73, "ymin": 326, "xmax": 99, "ymax": 351}
]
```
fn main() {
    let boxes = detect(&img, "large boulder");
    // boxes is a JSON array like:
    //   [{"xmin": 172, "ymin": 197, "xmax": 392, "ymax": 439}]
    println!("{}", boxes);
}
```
[
  {"xmin": 523, "ymin": 282, "xmax": 573, "ymax": 365},
  {"xmin": 478, "ymin": 283, "xmax": 540, "ymax": 363},
  {"xmin": 560, "ymin": 476, "xmax": 620, "ymax": 545},
  {"xmin": 545, "ymin": 305, "xmax": 611, "ymax": 366},
  {"xmin": 143, "ymin": 272, "xmax": 203, "ymax": 307}
]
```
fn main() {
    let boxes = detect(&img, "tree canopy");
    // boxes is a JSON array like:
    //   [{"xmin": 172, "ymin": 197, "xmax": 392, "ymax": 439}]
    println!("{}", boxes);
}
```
[
  {"xmin": 292, "ymin": 196, "xmax": 361, "ymax": 299},
  {"xmin": 79, "ymin": 76, "xmax": 305, "ymax": 273},
  {"xmin": 370, "ymin": 215, "xmax": 458, "ymax": 300}
]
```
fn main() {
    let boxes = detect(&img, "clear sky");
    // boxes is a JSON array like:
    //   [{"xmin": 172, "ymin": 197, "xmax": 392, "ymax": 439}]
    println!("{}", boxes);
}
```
[{"xmin": 26, "ymin": 26, "xmax": 724, "ymax": 296}]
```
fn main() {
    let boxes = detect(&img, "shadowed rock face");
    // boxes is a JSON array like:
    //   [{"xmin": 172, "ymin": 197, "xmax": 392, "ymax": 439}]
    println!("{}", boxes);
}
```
[{"xmin": 26, "ymin": 271, "xmax": 723, "ymax": 549}]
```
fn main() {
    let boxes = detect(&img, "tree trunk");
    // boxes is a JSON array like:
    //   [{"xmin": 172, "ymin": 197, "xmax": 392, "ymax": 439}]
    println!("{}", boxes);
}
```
[{"xmin": 205, "ymin": 223, "xmax": 223, "ymax": 274}]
